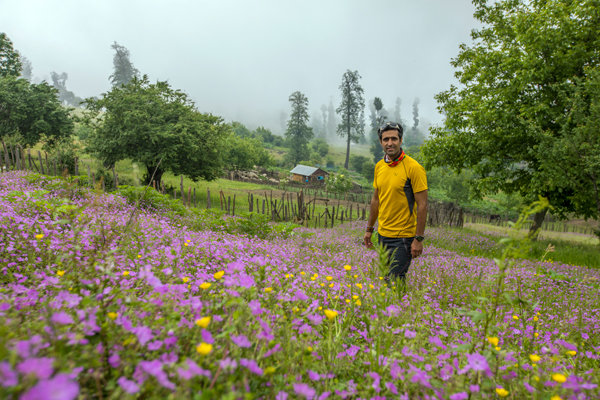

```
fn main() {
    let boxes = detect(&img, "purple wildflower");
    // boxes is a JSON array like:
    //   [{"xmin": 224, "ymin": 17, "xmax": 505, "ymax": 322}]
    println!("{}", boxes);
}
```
[
  {"xmin": 293, "ymin": 382, "xmax": 316, "ymax": 400},
  {"xmin": 21, "ymin": 374, "xmax": 79, "ymax": 400},
  {"xmin": 449, "ymin": 392, "xmax": 468, "ymax": 400},
  {"xmin": 118, "ymin": 377, "xmax": 139, "ymax": 394},
  {"xmin": 0, "ymin": 362, "xmax": 17, "ymax": 387},
  {"xmin": 17, "ymin": 357, "xmax": 54, "ymax": 379},
  {"xmin": 231, "ymin": 334, "xmax": 252, "ymax": 348},
  {"xmin": 240, "ymin": 358, "xmax": 263, "ymax": 375},
  {"xmin": 308, "ymin": 370, "xmax": 321, "ymax": 381},
  {"xmin": 51, "ymin": 311, "xmax": 73, "ymax": 325}
]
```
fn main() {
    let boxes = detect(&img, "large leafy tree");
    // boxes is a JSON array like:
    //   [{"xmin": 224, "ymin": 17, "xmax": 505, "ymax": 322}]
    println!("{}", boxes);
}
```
[
  {"xmin": 109, "ymin": 42, "xmax": 139, "ymax": 87},
  {"xmin": 422, "ymin": 0, "xmax": 600, "ymax": 234},
  {"xmin": 336, "ymin": 69, "xmax": 365, "ymax": 169},
  {"xmin": 285, "ymin": 91, "xmax": 313, "ymax": 166},
  {"xmin": 0, "ymin": 76, "xmax": 73, "ymax": 147},
  {"xmin": 84, "ymin": 76, "xmax": 228, "ymax": 185},
  {"xmin": 0, "ymin": 33, "xmax": 22, "ymax": 78}
]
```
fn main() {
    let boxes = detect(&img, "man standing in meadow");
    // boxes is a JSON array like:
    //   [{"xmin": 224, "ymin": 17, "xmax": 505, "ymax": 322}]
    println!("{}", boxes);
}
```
[{"xmin": 363, "ymin": 122, "xmax": 428, "ymax": 282}]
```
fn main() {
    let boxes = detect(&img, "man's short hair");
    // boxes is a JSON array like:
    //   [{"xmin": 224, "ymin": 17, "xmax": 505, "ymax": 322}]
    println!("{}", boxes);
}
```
[{"xmin": 377, "ymin": 122, "xmax": 404, "ymax": 140}]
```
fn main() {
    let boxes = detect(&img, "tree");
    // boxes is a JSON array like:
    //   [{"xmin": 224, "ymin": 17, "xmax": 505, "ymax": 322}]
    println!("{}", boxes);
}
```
[
  {"xmin": 422, "ymin": 0, "xmax": 600, "ymax": 236},
  {"xmin": 327, "ymin": 99, "xmax": 337, "ymax": 140},
  {"xmin": 83, "ymin": 75, "xmax": 228, "ymax": 185},
  {"xmin": 311, "ymin": 138, "xmax": 329, "ymax": 158},
  {"xmin": 20, "ymin": 56, "xmax": 32, "ymax": 81},
  {"xmin": 405, "ymin": 97, "xmax": 425, "ymax": 147},
  {"xmin": 393, "ymin": 97, "xmax": 404, "ymax": 127},
  {"xmin": 0, "ymin": 33, "xmax": 22, "ymax": 77},
  {"xmin": 0, "ymin": 75, "xmax": 73, "ymax": 147},
  {"xmin": 369, "ymin": 97, "xmax": 386, "ymax": 162},
  {"xmin": 225, "ymin": 135, "xmax": 272, "ymax": 171},
  {"xmin": 51, "ymin": 72, "xmax": 82, "ymax": 106},
  {"xmin": 336, "ymin": 69, "xmax": 365, "ymax": 169},
  {"xmin": 285, "ymin": 91, "xmax": 313, "ymax": 166},
  {"xmin": 109, "ymin": 42, "xmax": 139, "ymax": 87}
]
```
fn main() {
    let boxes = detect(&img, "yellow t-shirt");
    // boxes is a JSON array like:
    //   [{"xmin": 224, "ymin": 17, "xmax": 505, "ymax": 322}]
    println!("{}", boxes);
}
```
[{"xmin": 372, "ymin": 155, "xmax": 428, "ymax": 237}]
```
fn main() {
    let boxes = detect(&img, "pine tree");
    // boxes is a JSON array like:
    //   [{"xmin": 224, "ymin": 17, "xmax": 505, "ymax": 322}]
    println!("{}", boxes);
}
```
[
  {"xmin": 109, "ymin": 42, "xmax": 139, "ymax": 87},
  {"xmin": 336, "ymin": 70, "xmax": 365, "ymax": 169}
]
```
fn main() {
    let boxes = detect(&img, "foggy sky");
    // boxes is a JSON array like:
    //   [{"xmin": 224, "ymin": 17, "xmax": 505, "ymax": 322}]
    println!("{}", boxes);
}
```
[{"xmin": 1, "ymin": 0, "xmax": 478, "ymax": 134}]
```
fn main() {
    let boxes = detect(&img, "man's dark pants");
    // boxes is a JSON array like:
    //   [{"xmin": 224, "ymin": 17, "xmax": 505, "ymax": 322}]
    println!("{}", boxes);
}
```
[{"xmin": 378, "ymin": 234, "xmax": 414, "ymax": 281}]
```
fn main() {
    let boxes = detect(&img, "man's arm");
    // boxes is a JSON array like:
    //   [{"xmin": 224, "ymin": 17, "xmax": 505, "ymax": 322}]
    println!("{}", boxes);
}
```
[
  {"xmin": 363, "ymin": 188, "xmax": 379, "ymax": 248},
  {"xmin": 411, "ymin": 189, "xmax": 428, "ymax": 257}
]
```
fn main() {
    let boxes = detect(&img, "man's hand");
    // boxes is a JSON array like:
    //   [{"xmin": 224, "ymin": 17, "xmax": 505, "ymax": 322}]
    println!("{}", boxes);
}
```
[
  {"xmin": 363, "ymin": 232, "xmax": 373, "ymax": 248},
  {"xmin": 411, "ymin": 239, "xmax": 423, "ymax": 258}
]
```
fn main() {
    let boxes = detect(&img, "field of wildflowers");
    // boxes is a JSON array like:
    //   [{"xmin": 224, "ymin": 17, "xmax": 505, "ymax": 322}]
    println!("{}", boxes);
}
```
[{"xmin": 1, "ymin": 171, "xmax": 599, "ymax": 399}]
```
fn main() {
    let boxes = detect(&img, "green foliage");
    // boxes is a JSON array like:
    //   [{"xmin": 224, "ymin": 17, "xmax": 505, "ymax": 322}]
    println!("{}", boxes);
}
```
[
  {"xmin": 225, "ymin": 134, "xmax": 273, "ymax": 171},
  {"xmin": 423, "ymin": 0, "xmax": 600, "ymax": 223},
  {"xmin": 46, "ymin": 136, "xmax": 80, "ymax": 175},
  {"xmin": 0, "ymin": 32, "xmax": 22, "ymax": 77},
  {"xmin": 116, "ymin": 185, "xmax": 187, "ymax": 215},
  {"xmin": 0, "ymin": 75, "xmax": 74, "ymax": 147},
  {"xmin": 360, "ymin": 160, "xmax": 375, "ymax": 182},
  {"xmin": 83, "ymin": 75, "xmax": 229, "ymax": 185},
  {"xmin": 109, "ymin": 41, "xmax": 139, "ymax": 87},
  {"xmin": 336, "ymin": 70, "xmax": 365, "ymax": 169},
  {"xmin": 311, "ymin": 138, "xmax": 329, "ymax": 158},
  {"xmin": 285, "ymin": 91, "xmax": 313, "ymax": 166},
  {"xmin": 326, "ymin": 169, "xmax": 353, "ymax": 194},
  {"xmin": 349, "ymin": 154, "xmax": 369, "ymax": 173}
]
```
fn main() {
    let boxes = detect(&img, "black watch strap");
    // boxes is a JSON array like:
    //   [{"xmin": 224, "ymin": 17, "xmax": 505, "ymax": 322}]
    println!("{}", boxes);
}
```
[{"xmin": 415, "ymin": 235, "xmax": 425, "ymax": 242}]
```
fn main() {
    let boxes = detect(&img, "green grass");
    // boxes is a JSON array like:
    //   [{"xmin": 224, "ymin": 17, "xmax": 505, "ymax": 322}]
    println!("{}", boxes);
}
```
[{"xmin": 429, "ymin": 224, "xmax": 600, "ymax": 269}]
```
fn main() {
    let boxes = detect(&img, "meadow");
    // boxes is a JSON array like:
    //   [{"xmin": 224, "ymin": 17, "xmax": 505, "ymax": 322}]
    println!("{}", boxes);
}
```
[{"xmin": 0, "ymin": 171, "xmax": 599, "ymax": 399}]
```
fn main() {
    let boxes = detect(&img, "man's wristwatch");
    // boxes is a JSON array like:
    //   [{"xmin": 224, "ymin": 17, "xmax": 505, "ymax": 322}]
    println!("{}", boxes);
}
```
[
  {"xmin": 366, "ymin": 226, "xmax": 374, "ymax": 233},
  {"xmin": 415, "ymin": 235, "xmax": 425, "ymax": 242}
]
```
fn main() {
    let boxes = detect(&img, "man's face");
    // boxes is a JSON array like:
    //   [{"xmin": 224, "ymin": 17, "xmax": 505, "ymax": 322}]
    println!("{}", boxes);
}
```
[{"xmin": 380, "ymin": 129, "xmax": 402, "ymax": 157}]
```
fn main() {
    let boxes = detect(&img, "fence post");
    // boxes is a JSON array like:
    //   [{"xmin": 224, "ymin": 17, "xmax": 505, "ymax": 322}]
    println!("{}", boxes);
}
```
[{"xmin": 207, "ymin": 188, "xmax": 211, "ymax": 209}]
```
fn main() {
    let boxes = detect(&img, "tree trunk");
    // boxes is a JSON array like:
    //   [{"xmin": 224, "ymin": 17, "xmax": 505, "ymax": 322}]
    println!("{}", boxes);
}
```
[
  {"xmin": 145, "ymin": 164, "xmax": 164, "ymax": 187},
  {"xmin": 528, "ymin": 208, "xmax": 548, "ymax": 240}
]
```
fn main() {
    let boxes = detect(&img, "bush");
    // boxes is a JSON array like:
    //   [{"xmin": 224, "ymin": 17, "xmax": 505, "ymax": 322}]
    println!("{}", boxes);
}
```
[
  {"xmin": 326, "ymin": 169, "xmax": 353, "ymax": 194},
  {"xmin": 116, "ymin": 185, "xmax": 187, "ymax": 216}
]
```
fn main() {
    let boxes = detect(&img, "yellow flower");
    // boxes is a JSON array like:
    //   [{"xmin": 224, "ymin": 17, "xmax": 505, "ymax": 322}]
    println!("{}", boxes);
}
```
[
  {"xmin": 184, "ymin": 243, "xmax": 188, "ymax": 247},
  {"xmin": 318, "ymin": 306, "xmax": 322, "ymax": 310},
  {"xmin": 320, "ymin": 283, "xmax": 325, "ymax": 287},
  {"xmin": 326, "ymin": 276, "xmax": 333, "ymax": 281},
  {"xmin": 495, "ymin": 388, "xmax": 509, "ymax": 397},
  {"xmin": 122, "ymin": 271, "xmax": 130, "ymax": 276},
  {"xmin": 196, "ymin": 342, "xmax": 213, "ymax": 355},
  {"xmin": 264, "ymin": 287, "xmax": 273, "ymax": 293},
  {"xmin": 355, "ymin": 299, "xmax": 361, "ymax": 306},
  {"xmin": 533, "ymin": 375, "xmax": 540, "ymax": 382},
  {"xmin": 195, "ymin": 316, "xmax": 211, "ymax": 328},
  {"xmin": 107, "ymin": 312, "xmax": 118, "ymax": 320},
  {"xmin": 214, "ymin": 270, "xmax": 225, "ymax": 279},
  {"xmin": 182, "ymin": 277, "xmax": 189, "ymax": 283},
  {"xmin": 352, "ymin": 295, "xmax": 359, "ymax": 300},
  {"xmin": 566, "ymin": 350, "xmax": 576, "ymax": 356},
  {"xmin": 355, "ymin": 283, "xmax": 363, "ymax": 289},
  {"xmin": 328, "ymin": 283, "xmax": 334, "ymax": 288},
  {"xmin": 551, "ymin": 396, "xmax": 562, "ymax": 400},
  {"xmin": 300, "ymin": 271, "xmax": 306, "ymax": 276},
  {"xmin": 343, "ymin": 265, "xmax": 351, "ymax": 271},
  {"xmin": 137, "ymin": 254, "xmax": 142, "ymax": 258},
  {"xmin": 264, "ymin": 366, "xmax": 276, "ymax": 375},
  {"xmin": 552, "ymin": 373, "xmax": 567, "ymax": 383},
  {"xmin": 324, "ymin": 309, "xmax": 338, "ymax": 320},
  {"xmin": 56, "ymin": 270, "xmax": 65, "ymax": 277},
  {"xmin": 487, "ymin": 337, "xmax": 499, "ymax": 347},
  {"xmin": 369, "ymin": 284, "xmax": 374, "ymax": 289},
  {"xmin": 306, "ymin": 346, "xmax": 313, "ymax": 352},
  {"xmin": 199, "ymin": 282, "xmax": 211, "ymax": 290},
  {"xmin": 35, "ymin": 233, "xmax": 44, "ymax": 240},
  {"xmin": 353, "ymin": 274, "xmax": 358, "ymax": 278},
  {"xmin": 533, "ymin": 316, "xmax": 539, "ymax": 322},
  {"xmin": 534, "ymin": 332, "xmax": 539, "ymax": 337},
  {"xmin": 529, "ymin": 354, "xmax": 541, "ymax": 363},
  {"xmin": 495, "ymin": 346, "xmax": 501, "ymax": 351},
  {"xmin": 345, "ymin": 299, "xmax": 350, "ymax": 304},
  {"xmin": 512, "ymin": 315, "xmax": 519, "ymax": 320}
]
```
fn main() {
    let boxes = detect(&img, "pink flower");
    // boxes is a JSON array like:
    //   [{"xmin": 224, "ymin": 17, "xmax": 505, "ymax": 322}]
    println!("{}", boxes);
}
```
[{"xmin": 21, "ymin": 374, "xmax": 79, "ymax": 400}]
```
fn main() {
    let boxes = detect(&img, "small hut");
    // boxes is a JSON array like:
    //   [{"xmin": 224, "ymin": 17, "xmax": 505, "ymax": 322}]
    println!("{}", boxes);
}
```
[{"xmin": 290, "ymin": 164, "xmax": 328, "ymax": 184}]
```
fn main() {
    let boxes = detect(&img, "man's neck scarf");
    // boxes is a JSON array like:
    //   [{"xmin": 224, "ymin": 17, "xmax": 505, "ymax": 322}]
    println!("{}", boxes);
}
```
[{"xmin": 384, "ymin": 150, "xmax": 405, "ymax": 167}]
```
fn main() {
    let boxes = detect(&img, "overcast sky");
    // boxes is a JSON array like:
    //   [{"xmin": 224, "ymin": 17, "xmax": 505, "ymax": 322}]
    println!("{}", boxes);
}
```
[{"xmin": 1, "ymin": 0, "xmax": 478, "ymax": 134}]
